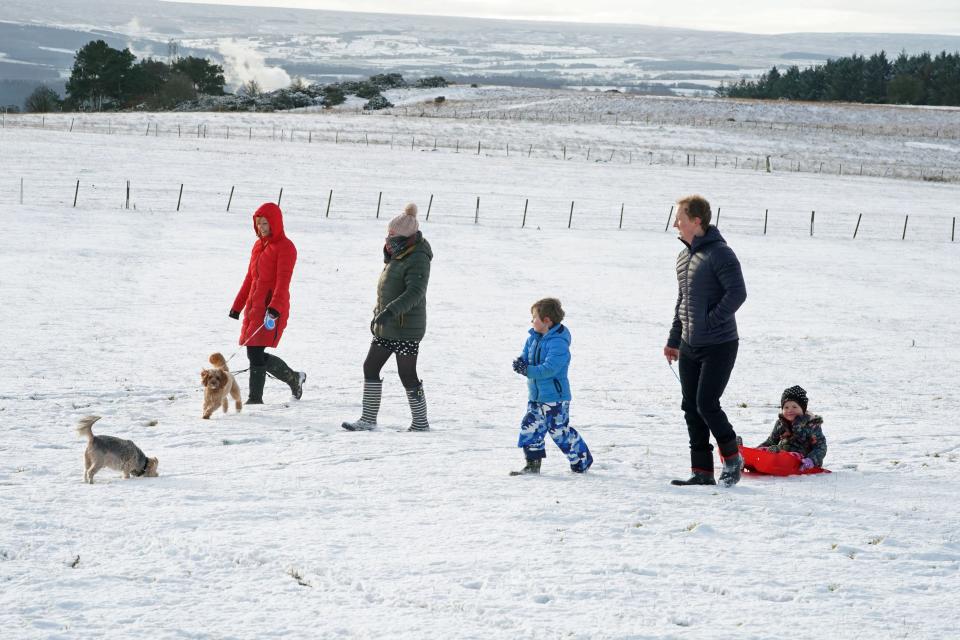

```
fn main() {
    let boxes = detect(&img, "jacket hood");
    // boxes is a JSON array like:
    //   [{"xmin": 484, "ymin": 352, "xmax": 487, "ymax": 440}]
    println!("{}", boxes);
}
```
[
  {"xmin": 253, "ymin": 202, "xmax": 287, "ymax": 242},
  {"xmin": 528, "ymin": 323, "xmax": 571, "ymax": 346},
  {"xmin": 683, "ymin": 225, "xmax": 725, "ymax": 252}
]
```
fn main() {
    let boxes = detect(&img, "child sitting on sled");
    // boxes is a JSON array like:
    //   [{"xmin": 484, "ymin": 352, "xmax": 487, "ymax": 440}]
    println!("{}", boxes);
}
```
[{"xmin": 740, "ymin": 385, "xmax": 828, "ymax": 475}]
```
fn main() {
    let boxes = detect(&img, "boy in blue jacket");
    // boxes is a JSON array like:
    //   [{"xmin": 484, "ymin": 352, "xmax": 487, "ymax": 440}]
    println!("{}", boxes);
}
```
[{"xmin": 510, "ymin": 298, "xmax": 594, "ymax": 475}]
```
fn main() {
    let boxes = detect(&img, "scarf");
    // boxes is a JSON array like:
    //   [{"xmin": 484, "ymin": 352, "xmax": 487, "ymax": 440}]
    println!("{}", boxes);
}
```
[{"xmin": 383, "ymin": 231, "xmax": 422, "ymax": 263}]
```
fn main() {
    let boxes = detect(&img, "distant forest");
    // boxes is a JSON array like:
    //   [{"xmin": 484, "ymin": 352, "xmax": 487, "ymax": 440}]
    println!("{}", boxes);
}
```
[{"xmin": 718, "ymin": 50, "xmax": 960, "ymax": 106}]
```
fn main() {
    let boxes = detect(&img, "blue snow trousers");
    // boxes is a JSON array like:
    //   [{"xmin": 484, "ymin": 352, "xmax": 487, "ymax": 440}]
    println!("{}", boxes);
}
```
[{"xmin": 517, "ymin": 401, "xmax": 593, "ymax": 472}]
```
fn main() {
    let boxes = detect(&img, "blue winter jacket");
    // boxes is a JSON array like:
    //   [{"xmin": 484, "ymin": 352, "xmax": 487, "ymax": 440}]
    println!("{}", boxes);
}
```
[
  {"xmin": 520, "ymin": 324, "xmax": 572, "ymax": 403},
  {"xmin": 667, "ymin": 225, "xmax": 747, "ymax": 349}
]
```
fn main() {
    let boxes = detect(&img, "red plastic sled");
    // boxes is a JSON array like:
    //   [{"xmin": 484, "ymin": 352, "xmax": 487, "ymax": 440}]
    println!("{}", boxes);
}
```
[{"xmin": 739, "ymin": 446, "xmax": 830, "ymax": 476}]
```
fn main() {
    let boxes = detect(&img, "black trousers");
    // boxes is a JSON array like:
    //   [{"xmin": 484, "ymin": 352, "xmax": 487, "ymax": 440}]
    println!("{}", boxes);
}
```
[
  {"xmin": 363, "ymin": 343, "xmax": 420, "ymax": 389},
  {"xmin": 679, "ymin": 339, "xmax": 739, "ymax": 472},
  {"xmin": 247, "ymin": 346, "xmax": 268, "ymax": 367}
]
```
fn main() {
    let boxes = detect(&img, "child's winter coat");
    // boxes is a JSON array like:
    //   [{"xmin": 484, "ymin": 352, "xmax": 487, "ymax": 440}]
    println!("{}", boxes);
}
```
[
  {"xmin": 520, "ymin": 324, "xmax": 572, "ymax": 403},
  {"xmin": 759, "ymin": 414, "xmax": 827, "ymax": 467}
]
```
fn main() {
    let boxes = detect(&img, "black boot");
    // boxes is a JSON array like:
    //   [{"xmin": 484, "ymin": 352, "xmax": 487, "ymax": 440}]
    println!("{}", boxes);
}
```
[
  {"xmin": 718, "ymin": 452, "xmax": 744, "ymax": 487},
  {"xmin": 509, "ymin": 458, "xmax": 542, "ymax": 476},
  {"xmin": 671, "ymin": 471, "xmax": 717, "ymax": 486},
  {"xmin": 246, "ymin": 365, "xmax": 266, "ymax": 405},
  {"xmin": 264, "ymin": 354, "xmax": 306, "ymax": 400}
]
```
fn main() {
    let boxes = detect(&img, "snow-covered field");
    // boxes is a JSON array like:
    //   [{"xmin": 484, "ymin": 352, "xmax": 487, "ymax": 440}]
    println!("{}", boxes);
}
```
[
  {"xmin": 5, "ymin": 87, "xmax": 960, "ymax": 183},
  {"xmin": 2, "ymin": 95, "xmax": 959, "ymax": 639}
]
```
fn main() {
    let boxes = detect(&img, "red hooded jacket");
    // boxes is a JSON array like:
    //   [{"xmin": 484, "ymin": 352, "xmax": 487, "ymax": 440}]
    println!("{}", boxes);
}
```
[{"xmin": 231, "ymin": 203, "xmax": 297, "ymax": 348}]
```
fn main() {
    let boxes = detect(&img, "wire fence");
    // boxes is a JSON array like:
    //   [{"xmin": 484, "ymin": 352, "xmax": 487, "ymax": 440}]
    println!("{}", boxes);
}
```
[
  {"xmin": 387, "ymin": 103, "xmax": 960, "ymax": 142},
  {"xmin": 5, "ymin": 173, "xmax": 958, "ymax": 243},
  {"xmin": 3, "ymin": 111, "xmax": 958, "ymax": 184}
]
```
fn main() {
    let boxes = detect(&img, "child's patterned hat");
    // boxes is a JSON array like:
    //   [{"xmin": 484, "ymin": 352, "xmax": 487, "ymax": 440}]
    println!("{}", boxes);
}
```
[{"xmin": 781, "ymin": 385, "xmax": 808, "ymax": 412}]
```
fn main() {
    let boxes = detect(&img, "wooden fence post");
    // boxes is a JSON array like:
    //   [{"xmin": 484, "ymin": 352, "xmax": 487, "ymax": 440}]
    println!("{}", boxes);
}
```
[
  {"xmin": 227, "ymin": 186, "xmax": 234, "ymax": 212},
  {"xmin": 325, "ymin": 190, "xmax": 333, "ymax": 218},
  {"xmin": 426, "ymin": 194, "xmax": 434, "ymax": 221},
  {"xmin": 664, "ymin": 205, "xmax": 674, "ymax": 232},
  {"xmin": 177, "ymin": 184, "xmax": 183, "ymax": 212},
  {"xmin": 853, "ymin": 213, "xmax": 862, "ymax": 239},
  {"xmin": 73, "ymin": 180, "xmax": 79, "ymax": 208}
]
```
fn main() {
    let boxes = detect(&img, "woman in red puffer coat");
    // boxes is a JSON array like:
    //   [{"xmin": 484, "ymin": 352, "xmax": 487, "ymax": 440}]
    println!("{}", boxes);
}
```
[{"xmin": 229, "ymin": 202, "xmax": 305, "ymax": 404}]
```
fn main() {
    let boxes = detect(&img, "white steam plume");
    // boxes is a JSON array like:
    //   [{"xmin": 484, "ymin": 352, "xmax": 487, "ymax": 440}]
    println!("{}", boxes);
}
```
[{"xmin": 217, "ymin": 39, "xmax": 291, "ymax": 91}]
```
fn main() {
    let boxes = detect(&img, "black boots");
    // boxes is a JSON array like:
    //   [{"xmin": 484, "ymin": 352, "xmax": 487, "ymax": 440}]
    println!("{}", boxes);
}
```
[
  {"xmin": 264, "ymin": 354, "xmax": 306, "ymax": 400},
  {"xmin": 509, "ymin": 458, "xmax": 542, "ymax": 476},
  {"xmin": 246, "ymin": 365, "xmax": 267, "ymax": 405},
  {"xmin": 718, "ymin": 452, "xmax": 744, "ymax": 487},
  {"xmin": 342, "ymin": 379, "xmax": 382, "ymax": 431},
  {"xmin": 671, "ymin": 471, "xmax": 717, "ymax": 486}
]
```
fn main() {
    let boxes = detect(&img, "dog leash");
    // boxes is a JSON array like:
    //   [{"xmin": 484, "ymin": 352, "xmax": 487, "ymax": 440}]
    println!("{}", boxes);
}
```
[
  {"xmin": 223, "ymin": 322, "xmax": 267, "ymax": 365},
  {"xmin": 668, "ymin": 360, "xmax": 681, "ymax": 384}
]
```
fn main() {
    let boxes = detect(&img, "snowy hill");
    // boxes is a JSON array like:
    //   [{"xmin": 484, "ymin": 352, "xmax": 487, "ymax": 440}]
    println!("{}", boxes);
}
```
[
  {"xmin": 3, "ymin": 0, "xmax": 960, "ymax": 98},
  {"xmin": 1, "ymin": 93, "xmax": 959, "ymax": 638}
]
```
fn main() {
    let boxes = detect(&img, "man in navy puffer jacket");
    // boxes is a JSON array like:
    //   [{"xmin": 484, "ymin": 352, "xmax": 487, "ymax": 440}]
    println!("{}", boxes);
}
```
[{"xmin": 663, "ymin": 195, "xmax": 747, "ymax": 487}]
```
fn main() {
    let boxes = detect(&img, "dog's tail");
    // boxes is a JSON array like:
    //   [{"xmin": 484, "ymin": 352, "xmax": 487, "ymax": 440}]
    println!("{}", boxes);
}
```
[
  {"xmin": 209, "ymin": 352, "xmax": 229, "ymax": 371},
  {"xmin": 76, "ymin": 415, "xmax": 101, "ymax": 443}
]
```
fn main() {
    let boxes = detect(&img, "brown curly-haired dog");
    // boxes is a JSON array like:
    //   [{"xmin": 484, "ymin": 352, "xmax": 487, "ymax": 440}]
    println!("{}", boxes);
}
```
[{"xmin": 201, "ymin": 352, "xmax": 243, "ymax": 419}]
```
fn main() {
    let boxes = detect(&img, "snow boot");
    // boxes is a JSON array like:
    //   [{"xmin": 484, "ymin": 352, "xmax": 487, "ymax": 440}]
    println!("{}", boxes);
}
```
[
  {"xmin": 246, "ymin": 365, "xmax": 267, "ymax": 405},
  {"xmin": 264, "ymin": 353, "xmax": 306, "ymax": 400},
  {"xmin": 509, "ymin": 458, "xmax": 542, "ymax": 476},
  {"xmin": 718, "ymin": 452, "xmax": 744, "ymax": 487},
  {"xmin": 405, "ymin": 383, "xmax": 429, "ymax": 432},
  {"xmin": 670, "ymin": 471, "xmax": 717, "ymax": 486},
  {"xmin": 341, "ymin": 379, "xmax": 382, "ymax": 431}
]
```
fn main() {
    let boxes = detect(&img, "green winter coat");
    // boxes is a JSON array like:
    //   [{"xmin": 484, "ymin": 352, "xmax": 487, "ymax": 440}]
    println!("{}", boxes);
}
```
[
  {"xmin": 373, "ymin": 236, "xmax": 433, "ymax": 341},
  {"xmin": 760, "ymin": 413, "xmax": 828, "ymax": 467}
]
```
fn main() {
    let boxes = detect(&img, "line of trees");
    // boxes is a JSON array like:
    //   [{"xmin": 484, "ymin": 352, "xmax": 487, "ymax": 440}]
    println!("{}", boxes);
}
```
[
  {"xmin": 718, "ymin": 50, "xmax": 960, "ymax": 105},
  {"xmin": 58, "ymin": 40, "xmax": 225, "ymax": 111}
]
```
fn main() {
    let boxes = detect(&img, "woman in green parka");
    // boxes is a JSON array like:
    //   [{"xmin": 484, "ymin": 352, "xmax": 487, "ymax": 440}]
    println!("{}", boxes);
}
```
[{"xmin": 342, "ymin": 203, "xmax": 433, "ymax": 432}]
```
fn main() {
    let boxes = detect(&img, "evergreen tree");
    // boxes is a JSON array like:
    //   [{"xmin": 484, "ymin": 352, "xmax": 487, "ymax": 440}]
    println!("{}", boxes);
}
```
[
  {"xmin": 128, "ymin": 58, "xmax": 172, "ymax": 104},
  {"xmin": 66, "ymin": 40, "xmax": 136, "ymax": 110},
  {"xmin": 171, "ymin": 56, "xmax": 225, "ymax": 95},
  {"xmin": 862, "ymin": 51, "xmax": 891, "ymax": 103}
]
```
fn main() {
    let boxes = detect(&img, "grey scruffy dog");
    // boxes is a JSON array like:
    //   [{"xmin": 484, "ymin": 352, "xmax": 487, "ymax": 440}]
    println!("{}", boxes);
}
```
[{"xmin": 77, "ymin": 416, "xmax": 159, "ymax": 483}]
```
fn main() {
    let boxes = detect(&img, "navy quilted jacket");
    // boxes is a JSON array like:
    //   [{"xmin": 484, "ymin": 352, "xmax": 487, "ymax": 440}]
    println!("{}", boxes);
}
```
[{"xmin": 667, "ymin": 226, "xmax": 747, "ymax": 348}]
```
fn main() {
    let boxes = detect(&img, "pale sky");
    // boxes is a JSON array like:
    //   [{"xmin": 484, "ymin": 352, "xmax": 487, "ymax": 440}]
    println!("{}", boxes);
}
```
[{"xmin": 171, "ymin": 0, "xmax": 960, "ymax": 35}]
